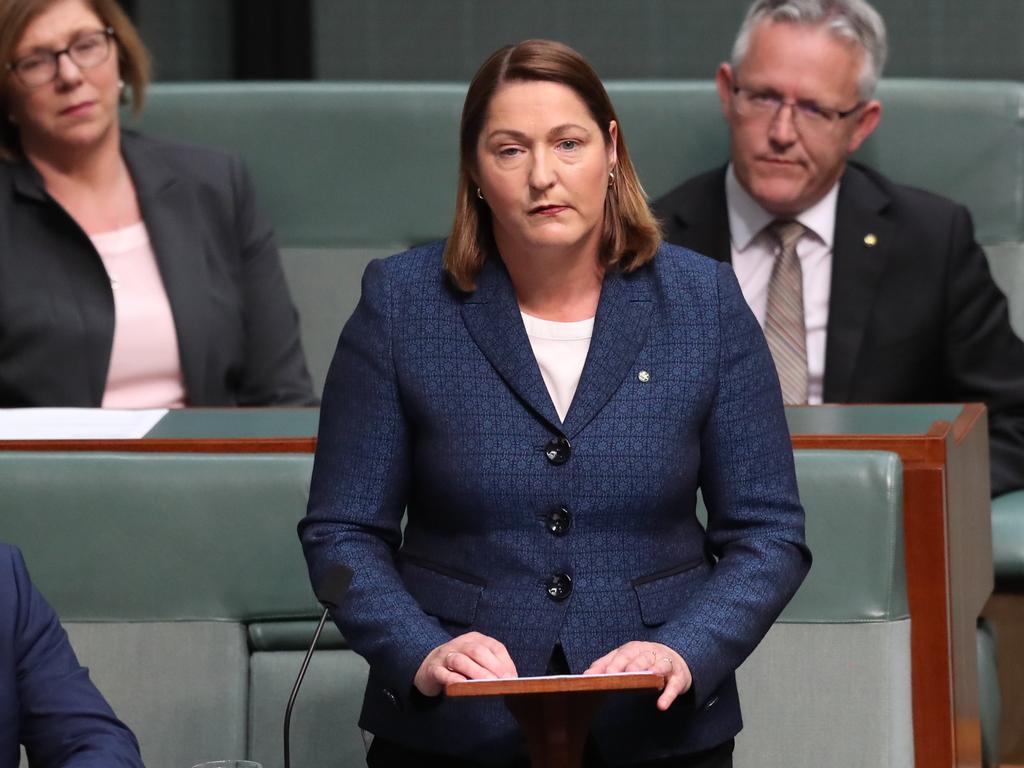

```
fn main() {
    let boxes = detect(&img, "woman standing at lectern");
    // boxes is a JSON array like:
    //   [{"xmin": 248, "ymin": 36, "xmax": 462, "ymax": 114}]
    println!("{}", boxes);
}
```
[{"xmin": 300, "ymin": 39, "xmax": 810, "ymax": 767}]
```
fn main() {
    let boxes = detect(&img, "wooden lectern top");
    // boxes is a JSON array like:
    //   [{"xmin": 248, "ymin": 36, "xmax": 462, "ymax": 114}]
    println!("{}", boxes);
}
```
[{"xmin": 447, "ymin": 671, "xmax": 665, "ymax": 698}]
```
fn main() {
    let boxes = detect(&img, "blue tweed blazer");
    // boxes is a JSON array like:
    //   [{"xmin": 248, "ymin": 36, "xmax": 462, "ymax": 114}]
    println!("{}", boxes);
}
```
[{"xmin": 300, "ymin": 240, "xmax": 810, "ymax": 764}]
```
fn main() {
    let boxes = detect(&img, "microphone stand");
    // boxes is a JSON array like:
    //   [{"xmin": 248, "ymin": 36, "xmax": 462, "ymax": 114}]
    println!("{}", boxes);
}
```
[
  {"xmin": 283, "ymin": 607, "xmax": 331, "ymax": 768},
  {"xmin": 282, "ymin": 564, "xmax": 352, "ymax": 768}
]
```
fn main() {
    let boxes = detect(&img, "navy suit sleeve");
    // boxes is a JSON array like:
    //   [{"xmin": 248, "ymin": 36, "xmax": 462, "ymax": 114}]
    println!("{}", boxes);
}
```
[
  {"xmin": 228, "ymin": 156, "xmax": 317, "ymax": 406},
  {"xmin": 662, "ymin": 262, "xmax": 811, "ymax": 705},
  {"xmin": 299, "ymin": 258, "xmax": 451, "ymax": 706},
  {"xmin": 940, "ymin": 206, "xmax": 1024, "ymax": 496},
  {"xmin": 8, "ymin": 548, "xmax": 143, "ymax": 768}
]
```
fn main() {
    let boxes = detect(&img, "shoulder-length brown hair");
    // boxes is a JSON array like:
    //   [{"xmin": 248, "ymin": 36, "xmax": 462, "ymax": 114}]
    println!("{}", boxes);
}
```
[
  {"xmin": 0, "ymin": 0, "xmax": 150, "ymax": 161},
  {"xmin": 444, "ymin": 39, "xmax": 661, "ymax": 292}
]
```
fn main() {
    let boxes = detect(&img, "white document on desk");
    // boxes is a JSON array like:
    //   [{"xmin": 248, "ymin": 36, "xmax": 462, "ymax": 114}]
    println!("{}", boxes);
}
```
[{"xmin": 0, "ymin": 408, "xmax": 169, "ymax": 439}]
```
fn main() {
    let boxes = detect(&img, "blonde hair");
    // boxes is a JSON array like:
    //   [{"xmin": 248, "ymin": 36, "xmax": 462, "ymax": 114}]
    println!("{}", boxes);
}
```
[{"xmin": 444, "ymin": 39, "xmax": 661, "ymax": 292}]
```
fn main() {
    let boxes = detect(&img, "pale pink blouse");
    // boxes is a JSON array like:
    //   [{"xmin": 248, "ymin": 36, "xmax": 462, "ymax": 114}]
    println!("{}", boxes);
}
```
[{"xmin": 89, "ymin": 222, "xmax": 187, "ymax": 408}]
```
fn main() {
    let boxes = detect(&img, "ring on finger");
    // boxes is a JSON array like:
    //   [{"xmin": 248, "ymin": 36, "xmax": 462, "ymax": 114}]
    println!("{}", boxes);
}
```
[
  {"xmin": 645, "ymin": 650, "xmax": 657, "ymax": 665},
  {"xmin": 661, "ymin": 657, "xmax": 674, "ymax": 670},
  {"xmin": 444, "ymin": 651, "xmax": 458, "ymax": 671}
]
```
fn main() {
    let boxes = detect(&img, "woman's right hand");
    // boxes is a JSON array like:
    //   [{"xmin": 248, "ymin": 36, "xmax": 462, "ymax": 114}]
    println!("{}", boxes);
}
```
[{"xmin": 413, "ymin": 631, "xmax": 518, "ymax": 697}]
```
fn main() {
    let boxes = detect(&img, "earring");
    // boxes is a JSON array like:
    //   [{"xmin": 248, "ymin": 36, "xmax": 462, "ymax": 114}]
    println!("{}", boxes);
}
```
[
  {"xmin": 608, "ymin": 171, "xmax": 615, "ymax": 188},
  {"xmin": 476, "ymin": 187, "xmax": 484, "ymax": 200},
  {"xmin": 118, "ymin": 79, "xmax": 125, "ymax": 91}
]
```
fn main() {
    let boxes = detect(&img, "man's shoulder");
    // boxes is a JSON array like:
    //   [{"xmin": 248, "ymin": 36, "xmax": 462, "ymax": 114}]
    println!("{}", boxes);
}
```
[
  {"xmin": 843, "ymin": 162, "xmax": 968, "ymax": 219},
  {"xmin": 651, "ymin": 166, "xmax": 727, "ymax": 217}
]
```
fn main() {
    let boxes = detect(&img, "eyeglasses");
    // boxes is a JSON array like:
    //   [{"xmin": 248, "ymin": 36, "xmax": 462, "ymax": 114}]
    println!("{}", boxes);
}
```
[
  {"xmin": 6, "ymin": 28, "xmax": 115, "ymax": 89},
  {"xmin": 731, "ymin": 84, "xmax": 864, "ymax": 133}
]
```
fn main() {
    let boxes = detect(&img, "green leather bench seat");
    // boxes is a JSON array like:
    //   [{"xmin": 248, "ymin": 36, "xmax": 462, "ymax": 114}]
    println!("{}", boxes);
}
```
[
  {"xmin": 993, "ymin": 490, "xmax": 1024, "ymax": 587},
  {"xmin": 728, "ymin": 451, "xmax": 911, "ymax": 768},
  {"xmin": 134, "ymin": 80, "xmax": 1024, "ymax": 397},
  {"xmin": 0, "ymin": 448, "xmax": 908, "ymax": 768},
  {"xmin": 0, "ymin": 452, "xmax": 366, "ymax": 768}
]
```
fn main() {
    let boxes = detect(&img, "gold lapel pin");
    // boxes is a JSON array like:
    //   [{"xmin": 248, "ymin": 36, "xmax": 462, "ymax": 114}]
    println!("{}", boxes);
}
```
[
  {"xmin": 638, "ymin": 370, "xmax": 651, "ymax": 383},
  {"xmin": 864, "ymin": 233, "xmax": 878, "ymax": 247}
]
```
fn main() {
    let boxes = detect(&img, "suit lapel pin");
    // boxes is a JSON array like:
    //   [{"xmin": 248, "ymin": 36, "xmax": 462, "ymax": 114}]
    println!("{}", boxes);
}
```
[
  {"xmin": 638, "ymin": 370, "xmax": 651, "ymax": 383},
  {"xmin": 863, "ymin": 233, "xmax": 878, "ymax": 247}
]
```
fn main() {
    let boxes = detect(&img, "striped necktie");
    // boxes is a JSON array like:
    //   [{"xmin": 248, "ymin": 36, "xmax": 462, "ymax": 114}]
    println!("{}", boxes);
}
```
[{"xmin": 763, "ymin": 220, "xmax": 808, "ymax": 405}]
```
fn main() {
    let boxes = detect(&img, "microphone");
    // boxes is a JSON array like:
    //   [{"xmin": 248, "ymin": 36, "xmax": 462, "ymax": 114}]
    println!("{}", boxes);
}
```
[{"xmin": 283, "ymin": 564, "xmax": 353, "ymax": 768}]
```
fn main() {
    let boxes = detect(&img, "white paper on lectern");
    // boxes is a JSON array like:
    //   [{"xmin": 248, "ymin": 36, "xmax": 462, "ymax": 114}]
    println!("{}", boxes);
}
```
[{"xmin": 0, "ymin": 408, "xmax": 169, "ymax": 439}]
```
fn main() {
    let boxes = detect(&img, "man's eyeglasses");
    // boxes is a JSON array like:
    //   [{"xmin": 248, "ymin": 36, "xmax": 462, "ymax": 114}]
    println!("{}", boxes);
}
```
[
  {"xmin": 731, "ymin": 84, "xmax": 864, "ymax": 132},
  {"xmin": 6, "ymin": 28, "xmax": 115, "ymax": 89}
]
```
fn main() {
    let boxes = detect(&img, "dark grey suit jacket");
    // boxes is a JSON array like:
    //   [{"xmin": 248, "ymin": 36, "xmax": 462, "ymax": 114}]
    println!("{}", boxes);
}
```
[
  {"xmin": 653, "ymin": 163, "xmax": 1024, "ymax": 496},
  {"xmin": 0, "ymin": 130, "xmax": 316, "ymax": 406}
]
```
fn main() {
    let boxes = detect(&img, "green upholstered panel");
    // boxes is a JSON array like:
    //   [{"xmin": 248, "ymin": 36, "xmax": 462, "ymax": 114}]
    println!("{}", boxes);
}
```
[
  {"xmin": 784, "ymin": 404, "xmax": 963, "ymax": 436},
  {"xmin": 132, "ymin": 82, "xmax": 465, "ymax": 249},
  {"xmin": 279, "ymin": 247, "xmax": 393, "ymax": 398},
  {"xmin": 248, "ymin": 650, "xmax": 369, "ymax": 768},
  {"xmin": 763, "ymin": 450, "xmax": 904, "ymax": 622},
  {"xmin": 736, "ymin": 621, "xmax": 914, "ymax": 768},
  {"xmin": 135, "ymin": 79, "xmax": 1024, "ymax": 249},
  {"xmin": 249, "ymin": 620, "xmax": 347, "ymax": 652},
  {"xmin": 992, "ymin": 490, "xmax": 1024, "ymax": 586},
  {"xmin": 978, "ymin": 617, "xmax": 1001, "ymax": 768},
  {"xmin": 856, "ymin": 80, "xmax": 1024, "ymax": 243},
  {"xmin": 0, "ymin": 452, "xmax": 319, "ymax": 621},
  {"xmin": 0, "ymin": 447, "xmax": 902, "ymax": 623},
  {"xmin": 136, "ymin": 81, "xmax": 1024, "ymax": 395},
  {"xmin": 64, "ymin": 622, "xmax": 249, "ymax": 768}
]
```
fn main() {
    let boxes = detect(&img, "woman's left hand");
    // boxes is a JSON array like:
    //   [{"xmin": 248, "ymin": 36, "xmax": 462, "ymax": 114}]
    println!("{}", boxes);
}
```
[{"xmin": 584, "ymin": 641, "xmax": 692, "ymax": 711}]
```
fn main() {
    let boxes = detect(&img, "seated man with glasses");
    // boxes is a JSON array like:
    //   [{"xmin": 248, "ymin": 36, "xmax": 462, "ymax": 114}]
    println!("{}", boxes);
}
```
[{"xmin": 654, "ymin": 0, "xmax": 1024, "ymax": 498}]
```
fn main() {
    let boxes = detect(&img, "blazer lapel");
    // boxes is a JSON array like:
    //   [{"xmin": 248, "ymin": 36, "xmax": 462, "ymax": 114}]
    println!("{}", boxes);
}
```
[
  {"xmin": 658, "ymin": 167, "xmax": 732, "ymax": 263},
  {"xmin": 122, "ymin": 133, "xmax": 210, "ymax": 401},
  {"xmin": 460, "ymin": 257, "xmax": 562, "ymax": 429},
  {"xmin": 824, "ymin": 165, "xmax": 894, "ymax": 402},
  {"xmin": 12, "ymin": 161, "xmax": 112, "ymax": 403},
  {"xmin": 561, "ymin": 266, "xmax": 653, "ymax": 438}
]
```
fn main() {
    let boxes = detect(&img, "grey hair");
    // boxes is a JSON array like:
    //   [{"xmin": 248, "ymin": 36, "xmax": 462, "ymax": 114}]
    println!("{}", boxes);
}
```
[{"xmin": 731, "ymin": 0, "xmax": 888, "ymax": 99}]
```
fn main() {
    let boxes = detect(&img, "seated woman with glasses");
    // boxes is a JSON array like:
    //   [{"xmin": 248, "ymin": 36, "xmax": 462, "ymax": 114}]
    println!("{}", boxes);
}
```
[{"xmin": 0, "ymin": 0, "xmax": 316, "ymax": 408}]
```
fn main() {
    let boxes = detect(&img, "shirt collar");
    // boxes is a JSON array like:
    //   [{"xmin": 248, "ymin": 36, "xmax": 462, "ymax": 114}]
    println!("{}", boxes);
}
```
[{"xmin": 725, "ymin": 163, "xmax": 839, "ymax": 251}]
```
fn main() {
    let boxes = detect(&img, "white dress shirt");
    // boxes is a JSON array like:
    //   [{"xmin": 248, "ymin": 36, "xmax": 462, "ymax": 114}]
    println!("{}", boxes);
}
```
[{"xmin": 724, "ymin": 165, "xmax": 838, "ymax": 404}]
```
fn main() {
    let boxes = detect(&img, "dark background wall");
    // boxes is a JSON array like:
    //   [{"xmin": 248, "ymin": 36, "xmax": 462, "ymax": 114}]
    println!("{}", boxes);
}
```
[{"xmin": 129, "ymin": 0, "xmax": 1024, "ymax": 82}]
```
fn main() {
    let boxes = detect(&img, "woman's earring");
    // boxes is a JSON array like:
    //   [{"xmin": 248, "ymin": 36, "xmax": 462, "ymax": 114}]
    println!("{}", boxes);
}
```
[
  {"xmin": 118, "ymin": 79, "xmax": 125, "ymax": 91},
  {"xmin": 608, "ymin": 171, "xmax": 615, "ymax": 188},
  {"xmin": 476, "ymin": 187, "xmax": 484, "ymax": 200}
]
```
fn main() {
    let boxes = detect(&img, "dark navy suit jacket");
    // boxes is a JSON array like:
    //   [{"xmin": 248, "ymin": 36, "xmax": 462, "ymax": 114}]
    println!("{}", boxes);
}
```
[
  {"xmin": 0, "ymin": 544, "xmax": 142, "ymax": 768},
  {"xmin": 654, "ymin": 163, "xmax": 1024, "ymax": 496},
  {"xmin": 300, "ymin": 241, "xmax": 811, "ymax": 763}
]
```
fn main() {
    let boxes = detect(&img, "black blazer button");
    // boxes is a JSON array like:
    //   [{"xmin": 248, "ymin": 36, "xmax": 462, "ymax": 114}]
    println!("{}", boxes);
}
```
[
  {"xmin": 547, "ymin": 507, "xmax": 572, "ymax": 536},
  {"xmin": 544, "ymin": 437, "xmax": 571, "ymax": 465},
  {"xmin": 546, "ymin": 573, "xmax": 573, "ymax": 601}
]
